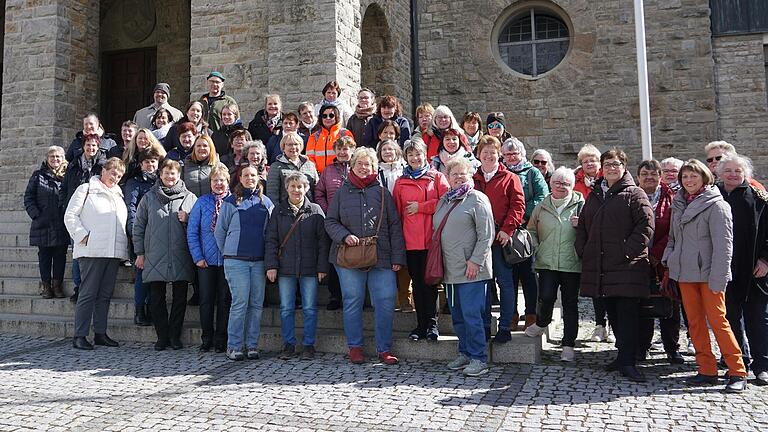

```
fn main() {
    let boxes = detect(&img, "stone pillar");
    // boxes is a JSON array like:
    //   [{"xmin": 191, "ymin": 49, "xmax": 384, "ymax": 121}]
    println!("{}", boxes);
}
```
[{"xmin": 0, "ymin": 0, "xmax": 98, "ymax": 179}]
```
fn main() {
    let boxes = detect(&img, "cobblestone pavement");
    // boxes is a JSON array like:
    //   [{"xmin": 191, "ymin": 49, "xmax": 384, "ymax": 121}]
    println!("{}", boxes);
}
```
[{"xmin": 2, "ymin": 300, "xmax": 768, "ymax": 431}]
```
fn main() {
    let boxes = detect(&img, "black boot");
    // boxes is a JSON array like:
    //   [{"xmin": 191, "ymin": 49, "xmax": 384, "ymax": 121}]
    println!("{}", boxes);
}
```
[
  {"xmin": 40, "ymin": 281, "xmax": 53, "ymax": 299},
  {"xmin": 134, "ymin": 305, "xmax": 150, "ymax": 326},
  {"xmin": 72, "ymin": 336, "xmax": 94, "ymax": 350},
  {"xmin": 94, "ymin": 333, "xmax": 119, "ymax": 347},
  {"xmin": 144, "ymin": 304, "xmax": 153, "ymax": 324},
  {"xmin": 52, "ymin": 280, "xmax": 65, "ymax": 298}
]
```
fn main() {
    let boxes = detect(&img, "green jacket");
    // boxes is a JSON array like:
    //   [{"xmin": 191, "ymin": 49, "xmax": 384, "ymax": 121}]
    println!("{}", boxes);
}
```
[
  {"xmin": 527, "ymin": 192, "xmax": 584, "ymax": 273},
  {"xmin": 509, "ymin": 161, "xmax": 549, "ymax": 221}
]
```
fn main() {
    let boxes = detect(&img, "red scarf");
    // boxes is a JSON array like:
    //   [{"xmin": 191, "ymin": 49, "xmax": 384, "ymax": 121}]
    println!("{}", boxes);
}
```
[{"xmin": 349, "ymin": 170, "xmax": 378, "ymax": 189}]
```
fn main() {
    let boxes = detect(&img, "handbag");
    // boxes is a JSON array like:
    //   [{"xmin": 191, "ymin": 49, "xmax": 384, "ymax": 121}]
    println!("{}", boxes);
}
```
[
  {"xmin": 425, "ymin": 200, "xmax": 461, "ymax": 285},
  {"xmin": 639, "ymin": 279, "xmax": 674, "ymax": 319},
  {"xmin": 502, "ymin": 227, "xmax": 534, "ymax": 265},
  {"xmin": 336, "ymin": 187, "xmax": 385, "ymax": 269}
]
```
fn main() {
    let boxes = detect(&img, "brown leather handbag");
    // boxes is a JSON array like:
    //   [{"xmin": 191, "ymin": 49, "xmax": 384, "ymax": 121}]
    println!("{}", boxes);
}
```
[{"xmin": 336, "ymin": 187, "xmax": 385, "ymax": 270}]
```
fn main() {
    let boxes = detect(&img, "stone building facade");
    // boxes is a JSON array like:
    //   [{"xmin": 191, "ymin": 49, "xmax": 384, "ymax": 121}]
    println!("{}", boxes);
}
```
[{"xmin": 0, "ymin": 0, "xmax": 766, "ymax": 207}]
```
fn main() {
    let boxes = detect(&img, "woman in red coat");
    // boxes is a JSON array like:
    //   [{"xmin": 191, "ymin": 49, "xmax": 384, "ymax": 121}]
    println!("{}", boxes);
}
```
[{"xmin": 392, "ymin": 139, "xmax": 450, "ymax": 341}]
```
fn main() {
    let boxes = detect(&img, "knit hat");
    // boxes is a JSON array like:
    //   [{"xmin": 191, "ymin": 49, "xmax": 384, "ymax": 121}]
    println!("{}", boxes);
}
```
[
  {"xmin": 486, "ymin": 112, "xmax": 506, "ymax": 127},
  {"xmin": 153, "ymin": 83, "xmax": 171, "ymax": 98},
  {"xmin": 207, "ymin": 71, "xmax": 225, "ymax": 81}
]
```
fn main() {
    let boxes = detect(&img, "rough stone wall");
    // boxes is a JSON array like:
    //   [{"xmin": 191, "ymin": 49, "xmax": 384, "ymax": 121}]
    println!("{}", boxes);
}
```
[
  {"xmin": 713, "ymin": 34, "xmax": 768, "ymax": 180},
  {"xmin": 0, "ymin": 0, "xmax": 98, "ymax": 178},
  {"xmin": 417, "ymin": 0, "xmax": 717, "ymax": 167}
]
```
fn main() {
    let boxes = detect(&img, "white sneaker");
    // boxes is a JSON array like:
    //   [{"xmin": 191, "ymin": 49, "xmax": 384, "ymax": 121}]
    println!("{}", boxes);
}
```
[
  {"xmin": 447, "ymin": 353, "xmax": 470, "ymax": 371},
  {"xmin": 591, "ymin": 325, "xmax": 607, "ymax": 342},
  {"xmin": 561, "ymin": 346, "xmax": 575, "ymax": 362},
  {"xmin": 606, "ymin": 327, "xmax": 616, "ymax": 343},
  {"xmin": 651, "ymin": 338, "xmax": 664, "ymax": 352},
  {"xmin": 524, "ymin": 324, "xmax": 546, "ymax": 338},
  {"xmin": 462, "ymin": 359, "xmax": 490, "ymax": 377}
]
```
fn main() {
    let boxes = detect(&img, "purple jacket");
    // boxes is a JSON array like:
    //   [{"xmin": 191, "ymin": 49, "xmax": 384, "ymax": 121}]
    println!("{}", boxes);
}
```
[{"xmin": 315, "ymin": 159, "xmax": 349, "ymax": 213}]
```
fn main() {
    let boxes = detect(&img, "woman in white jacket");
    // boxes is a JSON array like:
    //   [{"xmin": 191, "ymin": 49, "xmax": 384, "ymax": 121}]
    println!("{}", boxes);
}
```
[{"xmin": 64, "ymin": 157, "xmax": 129, "ymax": 350}]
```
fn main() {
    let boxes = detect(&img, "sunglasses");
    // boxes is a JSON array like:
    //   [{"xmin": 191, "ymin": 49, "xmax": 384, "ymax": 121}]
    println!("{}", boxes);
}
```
[
  {"xmin": 706, "ymin": 155, "xmax": 723, "ymax": 163},
  {"xmin": 532, "ymin": 159, "xmax": 548, "ymax": 166},
  {"xmin": 321, "ymin": 113, "xmax": 336, "ymax": 119},
  {"xmin": 488, "ymin": 123, "xmax": 503, "ymax": 129}
]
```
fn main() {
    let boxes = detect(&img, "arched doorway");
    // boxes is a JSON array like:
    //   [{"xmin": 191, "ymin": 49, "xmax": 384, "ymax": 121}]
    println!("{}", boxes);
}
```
[{"xmin": 360, "ymin": 3, "xmax": 396, "ymax": 98}]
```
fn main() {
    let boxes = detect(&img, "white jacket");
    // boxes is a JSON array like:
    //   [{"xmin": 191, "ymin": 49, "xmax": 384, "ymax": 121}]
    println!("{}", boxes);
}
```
[{"xmin": 64, "ymin": 176, "xmax": 130, "ymax": 260}]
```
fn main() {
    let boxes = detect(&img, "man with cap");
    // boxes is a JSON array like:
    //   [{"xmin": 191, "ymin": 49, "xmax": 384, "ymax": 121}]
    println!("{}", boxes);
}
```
[
  {"xmin": 199, "ymin": 71, "xmax": 238, "ymax": 133},
  {"xmin": 133, "ymin": 83, "xmax": 183, "ymax": 129}
]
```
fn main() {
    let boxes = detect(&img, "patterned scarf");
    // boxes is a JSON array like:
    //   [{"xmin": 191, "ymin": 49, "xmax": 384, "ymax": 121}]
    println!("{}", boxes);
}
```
[
  {"xmin": 403, "ymin": 163, "xmax": 430, "ymax": 180},
  {"xmin": 354, "ymin": 104, "xmax": 376, "ymax": 119},
  {"xmin": 507, "ymin": 159, "xmax": 527, "ymax": 172},
  {"xmin": 445, "ymin": 181, "xmax": 473, "ymax": 201},
  {"xmin": 686, "ymin": 186, "xmax": 706, "ymax": 203},
  {"xmin": 210, "ymin": 190, "xmax": 230, "ymax": 232},
  {"xmin": 263, "ymin": 112, "xmax": 282, "ymax": 134}
]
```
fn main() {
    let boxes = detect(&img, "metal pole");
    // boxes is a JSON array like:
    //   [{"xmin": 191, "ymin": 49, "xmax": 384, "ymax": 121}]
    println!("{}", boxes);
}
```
[{"xmin": 634, "ymin": 0, "xmax": 653, "ymax": 160}]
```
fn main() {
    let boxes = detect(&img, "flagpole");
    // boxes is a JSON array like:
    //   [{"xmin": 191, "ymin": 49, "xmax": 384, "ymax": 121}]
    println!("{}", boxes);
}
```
[{"xmin": 634, "ymin": 0, "xmax": 653, "ymax": 160}]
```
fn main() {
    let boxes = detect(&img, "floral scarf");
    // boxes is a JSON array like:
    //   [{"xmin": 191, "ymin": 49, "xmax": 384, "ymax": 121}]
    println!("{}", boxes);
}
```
[
  {"xmin": 210, "ymin": 190, "xmax": 230, "ymax": 232},
  {"xmin": 445, "ymin": 181, "xmax": 473, "ymax": 201}
]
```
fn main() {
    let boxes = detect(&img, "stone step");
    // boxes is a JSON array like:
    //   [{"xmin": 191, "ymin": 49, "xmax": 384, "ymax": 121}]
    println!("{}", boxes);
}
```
[
  {"xmin": 0, "ymin": 246, "xmax": 72, "ymax": 262},
  {"xmin": 0, "ymin": 179, "xmax": 29, "ymax": 195},
  {"xmin": 0, "ymin": 261, "xmax": 137, "ymax": 280},
  {"xmin": 0, "ymin": 312, "xmax": 541, "ymax": 363},
  {"xmin": 0, "ymin": 222, "xmax": 34, "ymax": 234},
  {"xmin": 0, "ymin": 233, "xmax": 30, "ymax": 247},
  {"xmin": 1, "ymin": 210, "xmax": 34, "ymax": 222},
  {"xmin": 0, "ymin": 294, "xmax": 504, "ymax": 336}
]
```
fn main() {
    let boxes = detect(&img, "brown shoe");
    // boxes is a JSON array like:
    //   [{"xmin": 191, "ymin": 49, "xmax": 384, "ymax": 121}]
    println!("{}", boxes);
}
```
[
  {"xmin": 52, "ymin": 280, "xmax": 65, "ymax": 298},
  {"xmin": 510, "ymin": 313, "xmax": 520, "ymax": 331},
  {"xmin": 40, "ymin": 281, "xmax": 53, "ymax": 299},
  {"xmin": 524, "ymin": 314, "xmax": 537, "ymax": 330}
]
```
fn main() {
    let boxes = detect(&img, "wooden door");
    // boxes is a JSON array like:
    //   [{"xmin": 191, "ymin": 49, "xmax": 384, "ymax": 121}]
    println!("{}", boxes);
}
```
[{"xmin": 101, "ymin": 48, "xmax": 157, "ymax": 135}]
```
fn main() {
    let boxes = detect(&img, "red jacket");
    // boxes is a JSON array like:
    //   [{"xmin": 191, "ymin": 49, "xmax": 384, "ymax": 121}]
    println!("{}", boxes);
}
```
[
  {"xmin": 473, "ymin": 163, "xmax": 526, "ymax": 245},
  {"xmin": 649, "ymin": 182, "xmax": 673, "ymax": 279},
  {"xmin": 392, "ymin": 169, "xmax": 450, "ymax": 250},
  {"xmin": 573, "ymin": 166, "xmax": 601, "ymax": 199}
]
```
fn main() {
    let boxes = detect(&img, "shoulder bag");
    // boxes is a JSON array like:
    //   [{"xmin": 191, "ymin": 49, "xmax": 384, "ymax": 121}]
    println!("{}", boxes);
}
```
[
  {"xmin": 424, "ymin": 200, "xmax": 461, "ymax": 285},
  {"xmin": 502, "ymin": 171, "xmax": 534, "ymax": 265},
  {"xmin": 336, "ymin": 187, "xmax": 385, "ymax": 270}
]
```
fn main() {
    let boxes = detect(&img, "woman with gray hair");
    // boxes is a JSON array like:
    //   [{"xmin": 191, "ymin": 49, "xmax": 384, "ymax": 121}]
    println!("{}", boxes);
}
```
[
  {"xmin": 716, "ymin": 153, "xmax": 768, "ymax": 386},
  {"xmin": 660, "ymin": 157, "xmax": 684, "ymax": 191},
  {"xmin": 501, "ymin": 137, "xmax": 548, "ymax": 329},
  {"xmin": 233, "ymin": 140, "xmax": 269, "ymax": 190},
  {"xmin": 25, "ymin": 146, "xmax": 70, "ymax": 299},
  {"xmin": 436, "ymin": 157, "xmax": 495, "ymax": 376},
  {"xmin": 325, "ymin": 147, "xmax": 406, "ymax": 365},
  {"xmin": 531, "ymin": 149, "xmax": 555, "ymax": 189},
  {"xmin": 524, "ymin": 167, "xmax": 585, "ymax": 362},
  {"xmin": 266, "ymin": 170, "xmax": 330, "ymax": 360}
]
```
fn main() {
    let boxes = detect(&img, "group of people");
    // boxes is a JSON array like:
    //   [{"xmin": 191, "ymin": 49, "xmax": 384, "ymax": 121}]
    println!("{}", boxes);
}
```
[{"xmin": 22, "ymin": 75, "xmax": 767, "ymax": 389}]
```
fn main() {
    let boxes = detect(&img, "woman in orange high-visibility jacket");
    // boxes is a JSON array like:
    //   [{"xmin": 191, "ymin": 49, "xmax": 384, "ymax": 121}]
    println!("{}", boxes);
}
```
[{"xmin": 305, "ymin": 104, "xmax": 353, "ymax": 173}]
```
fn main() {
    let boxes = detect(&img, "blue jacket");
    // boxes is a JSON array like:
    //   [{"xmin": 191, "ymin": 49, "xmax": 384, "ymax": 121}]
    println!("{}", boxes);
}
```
[
  {"xmin": 123, "ymin": 171, "xmax": 157, "ymax": 237},
  {"xmin": 362, "ymin": 115, "xmax": 411, "ymax": 148},
  {"xmin": 187, "ymin": 192, "xmax": 229, "ymax": 266},
  {"xmin": 214, "ymin": 190, "xmax": 274, "ymax": 260}
]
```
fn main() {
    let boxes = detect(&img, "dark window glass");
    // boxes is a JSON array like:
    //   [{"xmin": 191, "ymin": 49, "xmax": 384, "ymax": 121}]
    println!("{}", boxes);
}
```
[{"xmin": 498, "ymin": 9, "xmax": 569, "ymax": 77}]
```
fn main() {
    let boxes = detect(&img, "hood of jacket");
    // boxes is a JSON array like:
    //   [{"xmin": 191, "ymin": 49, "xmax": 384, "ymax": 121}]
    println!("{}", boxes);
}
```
[
  {"xmin": 591, "ymin": 171, "xmax": 637, "ymax": 201},
  {"xmin": 88, "ymin": 175, "xmax": 124, "ymax": 198},
  {"xmin": 672, "ymin": 185, "xmax": 725, "ymax": 224}
]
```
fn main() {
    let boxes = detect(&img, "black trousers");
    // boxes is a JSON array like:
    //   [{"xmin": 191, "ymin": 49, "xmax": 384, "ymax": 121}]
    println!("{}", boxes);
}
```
[
  {"xmin": 406, "ymin": 250, "xmax": 438, "ymax": 332},
  {"xmin": 150, "ymin": 281, "xmax": 188, "ymax": 342},
  {"xmin": 638, "ymin": 300, "xmax": 681, "ymax": 354},
  {"xmin": 593, "ymin": 297, "xmax": 608, "ymax": 327},
  {"xmin": 38, "ymin": 245, "xmax": 68, "ymax": 283},
  {"xmin": 197, "ymin": 266, "xmax": 230, "ymax": 346},
  {"xmin": 536, "ymin": 270, "xmax": 580, "ymax": 347},
  {"xmin": 603, "ymin": 297, "xmax": 641, "ymax": 366},
  {"xmin": 327, "ymin": 265, "xmax": 341, "ymax": 301}
]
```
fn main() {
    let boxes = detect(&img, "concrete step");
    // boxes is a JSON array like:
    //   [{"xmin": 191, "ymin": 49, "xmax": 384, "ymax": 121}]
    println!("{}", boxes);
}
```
[
  {"xmin": 0, "ymin": 222, "xmax": 34, "ymax": 234},
  {"xmin": 0, "ymin": 312, "xmax": 541, "ymax": 363},
  {"xmin": 0, "ymin": 246, "xmax": 73, "ymax": 262},
  {"xmin": 0, "ymin": 294, "xmax": 504, "ymax": 336},
  {"xmin": 0, "ymin": 233, "xmax": 30, "ymax": 247},
  {"xmin": 0, "ymin": 261, "xmax": 136, "ymax": 280},
  {"xmin": 1, "ymin": 210, "xmax": 34, "ymax": 222}
]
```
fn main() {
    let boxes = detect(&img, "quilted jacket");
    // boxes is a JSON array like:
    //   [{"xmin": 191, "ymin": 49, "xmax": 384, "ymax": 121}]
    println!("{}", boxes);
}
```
[
  {"xmin": 187, "ymin": 192, "xmax": 229, "ymax": 266},
  {"xmin": 24, "ymin": 163, "xmax": 70, "ymax": 247}
]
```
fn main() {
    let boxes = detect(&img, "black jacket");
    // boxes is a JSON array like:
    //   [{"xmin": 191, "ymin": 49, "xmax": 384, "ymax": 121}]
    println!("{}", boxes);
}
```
[
  {"xmin": 211, "ymin": 121, "xmax": 245, "ymax": 157},
  {"xmin": 265, "ymin": 199, "xmax": 330, "ymax": 276},
  {"xmin": 59, "ymin": 149, "xmax": 107, "ymax": 210},
  {"xmin": 24, "ymin": 163, "xmax": 69, "ymax": 247},
  {"xmin": 575, "ymin": 172, "xmax": 655, "ymax": 298},
  {"xmin": 719, "ymin": 181, "xmax": 768, "ymax": 302},
  {"xmin": 65, "ymin": 131, "xmax": 118, "ymax": 162},
  {"xmin": 248, "ymin": 109, "xmax": 283, "ymax": 147}
]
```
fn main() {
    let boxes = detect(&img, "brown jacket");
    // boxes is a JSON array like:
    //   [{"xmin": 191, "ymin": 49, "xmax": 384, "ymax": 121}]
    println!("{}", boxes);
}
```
[{"xmin": 575, "ymin": 172, "xmax": 654, "ymax": 298}]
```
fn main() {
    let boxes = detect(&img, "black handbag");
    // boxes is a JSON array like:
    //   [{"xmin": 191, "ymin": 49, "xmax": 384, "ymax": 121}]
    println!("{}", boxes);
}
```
[{"xmin": 640, "ymin": 280, "xmax": 674, "ymax": 319}]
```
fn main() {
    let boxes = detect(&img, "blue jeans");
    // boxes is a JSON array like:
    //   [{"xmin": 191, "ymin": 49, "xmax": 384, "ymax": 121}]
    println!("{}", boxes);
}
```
[
  {"xmin": 513, "ymin": 256, "xmax": 538, "ymax": 315},
  {"xmin": 224, "ymin": 259, "xmax": 266, "ymax": 350},
  {"xmin": 279, "ymin": 276, "xmax": 319, "ymax": 346},
  {"xmin": 486, "ymin": 245, "xmax": 518, "ymax": 330},
  {"xmin": 335, "ymin": 265, "xmax": 396, "ymax": 353},
  {"xmin": 446, "ymin": 280, "xmax": 488, "ymax": 362},
  {"xmin": 133, "ymin": 268, "xmax": 151, "ymax": 307}
]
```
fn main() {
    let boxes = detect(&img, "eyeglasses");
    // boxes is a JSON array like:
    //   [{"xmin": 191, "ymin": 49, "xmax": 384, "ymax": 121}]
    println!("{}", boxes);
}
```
[
  {"xmin": 450, "ymin": 172, "xmax": 470, "ymax": 178},
  {"xmin": 662, "ymin": 169, "xmax": 678, "ymax": 174},
  {"xmin": 552, "ymin": 181, "xmax": 572, "ymax": 188},
  {"xmin": 602, "ymin": 162, "xmax": 624, "ymax": 169},
  {"xmin": 532, "ymin": 159, "xmax": 548, "ymax": 166},
  {"xmin": 502, "ymin": 152, "xmax": 520, "ymax": 157},
  {"xmin": 488, "ymin": 122, "xmax": 503, "ymax": 129},
  {"xmin": 321, "ymin": 113, "xmax": 336, "ymax": 119},
  {"xmin": 706, "ymin": 155, "xmax": 723, "ymax": 163}
]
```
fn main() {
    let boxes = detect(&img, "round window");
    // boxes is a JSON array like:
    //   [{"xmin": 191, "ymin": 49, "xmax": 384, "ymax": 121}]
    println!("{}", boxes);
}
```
[{"xmin": 497, "ymin": 8, "xmax": 570, "ymax": 77}]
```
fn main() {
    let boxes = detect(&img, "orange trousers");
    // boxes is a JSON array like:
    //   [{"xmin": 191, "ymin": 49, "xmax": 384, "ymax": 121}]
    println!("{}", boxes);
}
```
[{"xmin": 679, "ymin": 282, "xmax": 746, "ymax": 377}]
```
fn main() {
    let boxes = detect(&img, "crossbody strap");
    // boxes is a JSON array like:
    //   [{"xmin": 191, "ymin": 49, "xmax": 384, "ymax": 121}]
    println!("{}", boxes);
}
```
[
  {"xmin": 278, "ymin": 211, "xmax": 304, "ymax": 257},
  {"xmin": 432, "ymin": 200, "xmax": 461, "ymax": 240},
  {"xmin": 374, "ymin": 186, "xmax": 385, "ymax": 236}
]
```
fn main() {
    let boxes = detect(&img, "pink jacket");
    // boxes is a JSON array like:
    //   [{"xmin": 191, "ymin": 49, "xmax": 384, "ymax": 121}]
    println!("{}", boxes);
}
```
[
  {"xmin": 392, "ymin": 169, "xmax": 450, "ymax": 250},
  {"xmin": 314, "ymin": 159, "xmax": 349, "ymax": 213}
]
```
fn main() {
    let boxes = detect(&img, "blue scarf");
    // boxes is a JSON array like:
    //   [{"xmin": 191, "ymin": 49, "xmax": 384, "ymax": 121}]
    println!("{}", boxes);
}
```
[
  {"xmin": 403, "ymin": 164, "xmax": 429, "ymax": 180},
  {"xmin": 445, "ymin": 181, "xmax": 473, "ymax": 201}
]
